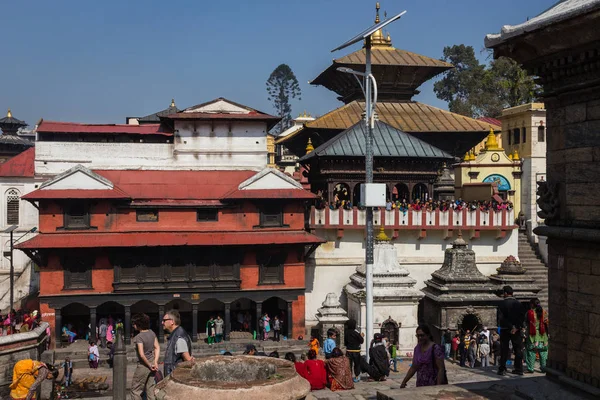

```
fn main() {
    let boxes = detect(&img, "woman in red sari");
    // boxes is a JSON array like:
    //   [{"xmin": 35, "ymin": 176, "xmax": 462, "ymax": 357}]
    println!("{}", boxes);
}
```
[{"xmin": 302, "ymin": 350, "xmax": 327, "ymax": 390}]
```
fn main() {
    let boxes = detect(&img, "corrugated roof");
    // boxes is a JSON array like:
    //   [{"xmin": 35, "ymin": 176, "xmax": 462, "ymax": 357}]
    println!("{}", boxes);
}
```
[
  {"xmin": 299, "ymin": 120, "xmax": 452, "ymax": 161},
  {"xmin": 37, "ymin": 121, "xmax": 173, "ymax": 136},
  {"xmin": 0, "ymin": 148, "xmax": 35, "ymax": 177},
  {"xmin": 23, "ymin": 188, "xmax": 131, "ymax": 201},
  {"xmin": 302, "ymin": 101, "xmax": 501, "ymax": 133},
  {"xmin": 16, "ymin": 231, "xmax": 325, "ymax": 249},
  {"xmin": 224, "ymin": 188, "xmax": 316, "ymax": 200}
]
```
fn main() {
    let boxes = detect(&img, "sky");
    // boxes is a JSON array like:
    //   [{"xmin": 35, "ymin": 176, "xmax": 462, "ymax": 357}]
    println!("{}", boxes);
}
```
[{"xmin": 1, "ymin": 0, "xmax": 557, "ymax": 127}]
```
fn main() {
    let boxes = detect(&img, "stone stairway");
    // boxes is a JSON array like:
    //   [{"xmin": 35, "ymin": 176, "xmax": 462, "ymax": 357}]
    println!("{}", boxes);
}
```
[{"xmin": 518, "ymin": 232, "xmax": 548, "ymax": 310}]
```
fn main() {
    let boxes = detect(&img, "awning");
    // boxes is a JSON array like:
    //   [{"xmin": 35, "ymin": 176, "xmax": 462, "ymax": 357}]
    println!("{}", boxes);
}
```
[{"xmin": 16, "ymin": 231, "xmax": 325, "ymax": 249}]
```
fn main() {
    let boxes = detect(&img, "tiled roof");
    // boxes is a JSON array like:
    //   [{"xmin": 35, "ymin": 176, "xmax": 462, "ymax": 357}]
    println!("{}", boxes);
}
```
[
  {"xmin": 0, "ymin": 115, "xmax": 27, "ymax": 127},
  {"xmin": 302, "ymin": 101, "xmax": 501, "ymax": 133},
  {"xmin": 0, "ymin": 148, "xmax": 35, "ymax": 177},
  {"xmin": 0, "ymin": 134, "xmax": 34, "ymax": 146},
  {"xmin": 137, "ymin": 105, "xmax": 180, "ymax": 123},
  {"xmin": 22, "ymin": 188, "xmax": 130, "ymax": 200},
  {"xmin": 224, "ymin": 188, "xmax": 317, "ymax": 200},
  {"xmin": 333, "ymin": 48, "xmax": 453, "ymax": 69},
  {"xmin": 485, "ymin": 0, "xmax": 600, "ymax": 47},
  {"xmin": 37, "ymin": 121, "xmax": 173, "ymax": 136},
  {"xmin": 16, "ymin": 231, "xmax": 325, "ymax": 249},
  {"xmin": 300, "ymin": 120, "xmax": 452, "ymax": 161}
]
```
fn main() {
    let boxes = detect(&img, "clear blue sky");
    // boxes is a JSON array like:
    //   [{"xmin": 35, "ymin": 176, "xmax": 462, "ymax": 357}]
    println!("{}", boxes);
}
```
[{"xmin": 1, "ymin": 0, "xmax": 556, "ymax": 127}]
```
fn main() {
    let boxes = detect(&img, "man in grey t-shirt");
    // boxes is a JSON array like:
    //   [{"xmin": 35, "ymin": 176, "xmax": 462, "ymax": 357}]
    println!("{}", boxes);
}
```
[
  {"xmin": 130, "ymin": 314, "xmax": 160, "ymax": 400},
  {"xmin": 99, "ymin": 319, "xmax": 107, "ymax": 348}
]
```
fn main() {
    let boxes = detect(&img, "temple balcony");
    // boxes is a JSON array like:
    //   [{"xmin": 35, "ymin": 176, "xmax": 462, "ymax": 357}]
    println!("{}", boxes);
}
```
[{"xmin": 309, "ymin": 207, "xmax": 516, "ymax": 240}]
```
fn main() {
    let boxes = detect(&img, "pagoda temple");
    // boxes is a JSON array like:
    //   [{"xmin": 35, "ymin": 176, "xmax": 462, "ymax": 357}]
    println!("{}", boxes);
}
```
[
  {"xmin": 278, "ymin": 2, "xmax": 500, "ymax": 159},
  {"xmin": 0, "ymin": 109, "xmax": 34, "ymax": 164}
]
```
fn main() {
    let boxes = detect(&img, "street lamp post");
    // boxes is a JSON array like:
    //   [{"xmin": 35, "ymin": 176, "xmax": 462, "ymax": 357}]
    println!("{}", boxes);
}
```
[{"xmin": 332, "ymin": 8, "xmax": 406, "ymax": 360}]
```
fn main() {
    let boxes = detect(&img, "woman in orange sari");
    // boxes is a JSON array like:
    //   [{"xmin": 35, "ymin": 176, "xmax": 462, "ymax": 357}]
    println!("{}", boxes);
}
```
[{"xmin": 10, "ymin": 359, "xmax": 55, "ymax": 399}]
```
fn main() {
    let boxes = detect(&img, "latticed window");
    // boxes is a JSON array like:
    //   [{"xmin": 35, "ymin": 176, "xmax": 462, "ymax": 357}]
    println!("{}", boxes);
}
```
[{"xmin": 6, "ymin": 189, "xmax": 20, "ymax": 225}]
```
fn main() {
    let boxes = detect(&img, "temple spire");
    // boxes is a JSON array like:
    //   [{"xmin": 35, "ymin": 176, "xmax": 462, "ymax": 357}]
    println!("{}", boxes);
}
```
[
  {"xmin": 368, "ymin": 2, "xmax": 392, "ymax": 48},
  {"xmin": 170, "ymin": 98, "xmax": 176, "ymax": 108},
  {"xmin": 306, "ymin": 138, "xmax": 314, "ymax": 154},
  {"xmin": 7, "ymin": 109, "xmax": 12, "ymax": 118}
]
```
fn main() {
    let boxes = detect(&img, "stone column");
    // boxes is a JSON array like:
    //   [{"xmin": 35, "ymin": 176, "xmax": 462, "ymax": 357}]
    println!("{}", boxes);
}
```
[
  {"xmin": 224, "ymin": 303, "xmax": 231, "ymax": 341},
  {"xmin": 255, "ymin": 302, "xmax": 262, "ymax": 336},
  {"xmin": 124, "ymin": 305, "xmax": 131, "ymax": 345},
  {"xmin": 158, "ymin": 305, "xmax": 165, "ymax": 343},
  {"xmin": 112, "ymin": 327, "xmax": 127, "ymax": 400},
  {"xmin": 90, "ymin": 307, "xmax": 97, "ymax": 343},
  {"xmin": 54, "ymin": 308, "xmax": 62, "ymax": 349},
  {"xmin": 192, "ymin": 304, "xmax": 198, "ymax": 342},
  {"xmin": 287, "ymin": 301, "xmax": 293, "ymax": 339}
]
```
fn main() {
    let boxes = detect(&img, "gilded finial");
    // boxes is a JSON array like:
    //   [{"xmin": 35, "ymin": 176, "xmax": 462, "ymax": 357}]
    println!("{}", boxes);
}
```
[
  {"xmin": 464, "ymin": 151, "xmax": 470, "ymax": 162},
  {"xmin": 170, "ymin": 98, "xmax": 176, "ymax": 108},
  {"xmin": 484, "ymin": 128, "xmax": 499, "ymax": 150},
  {"xmin": 376, "ymin": 225, "xmax": 390, "ymax": 242},
  {"xmin": 367, "ymin": 2, "xmax": 392, "ymax": 47},
  {"xmin": 508, "ymin": 153, "xmax": 513, "ymax": 160},
  {"xmin": 375, "ymin": 2, "xmax": 380, "ymax": 23},
  {"xmin": 470, "ymin": 150, "xmax": 476, "ymax": 161},
  {"xmin": 7, "ymin": 109, "xmax": 12, "ymax": 118},
  {"xmin": 306, "ymin": 138, "xmax": 314, "ymax": 154},
  {"xmin": 513, "ymin": 149, "xmax": 520, "ymax": 161}
]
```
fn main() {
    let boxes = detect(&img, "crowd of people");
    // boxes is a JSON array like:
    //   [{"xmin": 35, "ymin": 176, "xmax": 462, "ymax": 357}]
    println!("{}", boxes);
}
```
[
  {"xmin": 316, "ymin": 196, "xmax": 514, "ymax": 214},
  {"xmin": 0, "ymin": 308, "xmax": 41, "ymax": 336}
]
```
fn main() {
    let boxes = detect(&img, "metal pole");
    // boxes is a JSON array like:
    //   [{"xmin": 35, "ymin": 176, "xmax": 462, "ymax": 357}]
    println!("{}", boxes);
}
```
[
  {"xmin": 364, "ymin": 36, "xmax": 374, "ymax": 361},
  {"xmin": 9, "ymin": 230, "xmax": 14, "ymax": 312}
]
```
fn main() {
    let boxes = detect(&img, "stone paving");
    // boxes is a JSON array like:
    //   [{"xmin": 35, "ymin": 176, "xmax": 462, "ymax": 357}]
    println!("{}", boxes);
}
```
[{"xmin": 59, "ymin": 358, "xmax": 594, "ymax": 400}]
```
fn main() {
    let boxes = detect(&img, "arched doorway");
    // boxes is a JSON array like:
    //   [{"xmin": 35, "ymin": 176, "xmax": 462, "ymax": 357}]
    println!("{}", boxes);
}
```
[
  {"xmin": 61, "ymin": 303, "xmax": 90, "ymax": 340},
  {"xmin": 393, "ymin": 183, "xmax": 409, "ymax": 202},
  {"xmin": 131, "ymin": 300, "xmax": 159, "ymax": 336},
  {"xmin": 165, "ymin": 300, "xmax": 193, "ymax": 336},
  {"xmin": 97, "ymin": 301, "xmax": 125, "ymax": 331},
  {"xmin": 457, "ymin": 309, "xmax": 482, "ymax": 332},
  {"xmin": 231, "ymin": 298, "xmax": 256, "ymax": 333},
  {"xmin": 412, "ymin": 183, "xmax": 428, "ymax": 202},
  {"xmin": 198, "ymin": 299, "xmax": 225, "ymax": 342},
  {"xmin": 263, "ymin": 297, "xmax": 287, "ymax": 340},
  {"xmin": 380, "ymin": 316, "xmax": 400, "ymax": 346}
]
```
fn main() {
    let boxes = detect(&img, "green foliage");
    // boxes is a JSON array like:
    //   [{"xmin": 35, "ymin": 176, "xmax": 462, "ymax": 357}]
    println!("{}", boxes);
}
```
[
  {"xmin": 266, "ymin": 64, "xmax": 301, "ymax": 134},
  {"xmin": 433, "ymin": 45, "xmax": 539, "ymax": 118}
]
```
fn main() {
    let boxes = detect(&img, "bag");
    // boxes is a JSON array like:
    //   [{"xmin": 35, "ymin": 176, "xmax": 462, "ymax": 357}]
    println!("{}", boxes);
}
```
[
  {"xmin": 431, "ymin": 344, "xmax": 448, "ymax": 385},
  {"xmin": 89, "ymin": 353, "xmax": 95, "ymax": 361}
]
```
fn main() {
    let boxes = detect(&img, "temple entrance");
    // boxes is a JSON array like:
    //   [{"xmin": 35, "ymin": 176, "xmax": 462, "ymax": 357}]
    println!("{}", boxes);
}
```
[
  {"xmin": 61, "ymin": 302, "xmax": 90, "ymax": 341},
  {"xmin": 131, "ymin": 300, "xmax": 159, "ymax": 336},
  {"xmin": 381, "ymin": 317, "xmax": 400, "ymax": 346},
  {"xmin": 263, "ymin": 296, "xmax": 287, "ymax": 339},
  {"xmin": 231, "ymin": 298, "xmax": 256, "ymax": 333},
  {"xmin": 412, "ymin": 183, "xmax": 429, "ymax": 201},
  {"xmin": 393, "ymin": 184, "xmax": 409, "ymax": 202},
  {"xmin": 198, "ymin": 299, "xmax": 225, "ymax": 341},
  {"xmin": 459, "ymin": 313, "xmax": 481, "ymax": 332},
  {"xmin": 97, "ymin": 301, "xmax": 125, "ymax": 339},
  {"xmin": 165, "ymin": 299, "xmax": 193, "ymax": 336}
]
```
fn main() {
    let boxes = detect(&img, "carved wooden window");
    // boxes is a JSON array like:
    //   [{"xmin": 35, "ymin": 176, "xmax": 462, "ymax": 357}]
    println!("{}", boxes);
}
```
[
  {"xmin": 257, "ymin": 252, "xmax": 285, "ymax": 285},
  {"xmin": 197, "ymin": 209, "xmax": 218, "ymax": 222},
  {"xmin": 63, "ymin": 255, "xmax": 93, "ymax": 289},
  {"xmin": 64, "ymin": 203, "xmax": 91, "ymax": 229},
  {"xmin": 6, "ymin": 189, "xmax": 19, "ymax": 225},
  {"xmin": 136, "ymin": 209, "xmax": 158, "ymax": 222},
  {"xmin": 260, "ymin": 205, "xmax": 283, "ymax": 227},
  {"xmin": 538, "ymin": 126, "xmax": 545, "ymax": 142}
]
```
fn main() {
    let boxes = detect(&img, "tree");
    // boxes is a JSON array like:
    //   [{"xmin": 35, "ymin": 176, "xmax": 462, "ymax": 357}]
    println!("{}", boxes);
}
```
[
  {"xmin": 266, "ymin": 64, "xmax": 301, "ymax": 134},
  {"xmin": 433, "ymin": 45, "xmax": 539, "ymax": 118}
]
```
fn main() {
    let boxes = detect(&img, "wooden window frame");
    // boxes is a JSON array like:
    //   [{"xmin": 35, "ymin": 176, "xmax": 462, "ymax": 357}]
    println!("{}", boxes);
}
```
[
  {"xmin": 6, "ymin": 189, "xmax": 19, "ymax": 225},
  {"xmin": 259, "ymin": 205, "xmax": 284, "ymax": 228},
  {"xmin": 63, "ymin": 203, "xmax": 92, "ymax": 230},
  {"xmin": 197, "ymin": 209, "xmax": 219, "ymax": 222},
  {"xmin": 257, "ymin": 252, "xmax": 285, "ymax": 285},
  {"xmin": 538, "ymin": 126, "xmax": 545, "ymax": 142},
  {"xmin": 63, "ymin": 255, "xmax": 93, "ymax": 290}
]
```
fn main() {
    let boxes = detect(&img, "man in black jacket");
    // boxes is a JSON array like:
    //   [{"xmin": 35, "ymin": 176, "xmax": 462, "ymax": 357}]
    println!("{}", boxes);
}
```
[
  {"xmin": 497, "ymin": 286, "xmax": 525, "ymax": 375},
  {"xmin": 344, "ymin": 319, "xmax": 364, "ymax": 383},
  {"xmin": 162, "ymin": 310, "xmax": 193, "ymax": 376},
  {"xmin": 360, "ymin": 333, "xmax": 390, "ymax": 381}
]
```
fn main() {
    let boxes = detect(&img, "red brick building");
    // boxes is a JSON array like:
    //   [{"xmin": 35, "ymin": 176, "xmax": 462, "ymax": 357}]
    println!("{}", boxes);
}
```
[{"xmin": 17, "ymin": 127, "xmax": 323, "ymax": 345}]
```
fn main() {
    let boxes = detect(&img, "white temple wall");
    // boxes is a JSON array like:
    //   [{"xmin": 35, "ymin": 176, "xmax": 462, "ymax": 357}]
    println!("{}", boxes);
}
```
[{"xmin": 305, "ymin": 228, "xmax": 518, "ymax": 327}]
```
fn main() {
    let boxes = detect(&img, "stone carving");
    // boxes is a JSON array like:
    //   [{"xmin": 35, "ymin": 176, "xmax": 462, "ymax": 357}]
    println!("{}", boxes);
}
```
[
  {"xmin": 490, "ymin": 256, "xmax": 541, "ymax": 301},
  {"xmin": 537, "ymin": 181, "xmax": 560, "ymax": 223},
  {"xmin": 496, "ymin": 255, "xmax": 526, "ymax": 275},
  {"xmin": 316, "ymin": 292, "xmax": 348, "ymax": 346}
]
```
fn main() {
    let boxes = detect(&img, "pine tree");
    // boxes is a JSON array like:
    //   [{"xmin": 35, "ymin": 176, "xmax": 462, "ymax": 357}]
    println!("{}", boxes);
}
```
[{"xmin": 266, "ymin": 64, "xmax": 301, "ymax": 134}]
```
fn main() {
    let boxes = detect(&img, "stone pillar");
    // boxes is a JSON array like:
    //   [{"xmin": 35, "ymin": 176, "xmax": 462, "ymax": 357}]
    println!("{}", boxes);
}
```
[
  {"xmin": 224, "ymin": 303, "xmax": 231, "ymax": 341},
  {"xmin": 90, "ymin": 307, "xmax": 97, "ymax": 343},
  {"xmin": 54, "ymin": 308, "xmax": 62, "ymax": 349},
  {"xmin": 315, "ymin": 293, "xmax": 348, "ymax": 346},
  {"xmin": 287, "ymin": 301, "xmax": 293, "ymax": 339},
  {"xmin": 124, "ymin": 305, "xmax": 131, "ymax": 345},
  {"xmin": 158, "ymin": 305, "xmax": 165, "ymax": 343},
  {"xmin": 256, "ymin": 302, "xmax": 262, "ymax": 336},
  {"xmin": 192, "ymin": 304, "xmax": 198, "ymax": 342},
  {"xmin": 112, "ymin": 327, "xmax": 127, "ymax": 400}
]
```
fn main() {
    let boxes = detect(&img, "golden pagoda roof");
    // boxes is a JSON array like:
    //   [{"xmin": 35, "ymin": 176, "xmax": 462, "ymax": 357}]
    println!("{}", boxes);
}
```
[
  {"xmin": 288, "ymin": 100, "xmax": 501, "ymax": 135},
  {"xmin": 331, "ymin": 47, "xmax": 453, "ymax": 69}
]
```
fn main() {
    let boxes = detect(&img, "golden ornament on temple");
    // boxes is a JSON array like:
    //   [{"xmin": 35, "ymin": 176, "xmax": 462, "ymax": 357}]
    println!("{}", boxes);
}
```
[
  {"xmin": 7, "ymin": 108, "xmax": 12, "ymax": 118},
  {"xmin": 368, "ymin": 2, "xmax": 392, "ymax": 48},
  {"xmin": 484, "ymin": 128, "xmax": 499, "ymax": 150},
  {"xmin": 376, "ymin": 225, "xmax": 390, "ymax": 242},
  {"xmin": 513, "ymin": 149, "xmax": 520, "ymax": 161},
  {"xmin": 170, "ymin": 99, "xmax": 176, "ymax": 108},
  {"xmin": 306, "ymin": 138, "xmax": 314, "ymax": 154}
]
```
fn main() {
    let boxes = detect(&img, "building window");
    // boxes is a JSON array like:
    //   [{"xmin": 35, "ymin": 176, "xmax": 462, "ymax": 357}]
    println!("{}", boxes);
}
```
[
  {"xmin": 64, "ymin": 203, "xmax": 91, "ymax": 229},
  {"xmin": 508, "ymin": 129, "xmax": 512, "ymax": 145},
  {"xmin": 522, "ymin": 127, "xmax": 527, "ymax": 143},
  {"xmin": 260, "ymin": 206, "xmax": 283, "ymax": 227},
  {"xmin": 63, "ymin": 256, "xmax": 93, "ymax": 289},
  {"xmin": 538, "ymin": 126, "xmax": 545, "ymax": 142},
  {"xmin": 136, "ymin": 209, "xmax": 159, "ymax": 222},
  {"xmin": 6, "ymin": 189, "xmax": 20, "ymax": 225},
  {"xmin": 513, "ymin": 128, "xmax": 520, "ymax": 144},
  {"xmin": 257, "ymin": 252, "xmax": 285, "ymax": 285},
  {"xmin": 197, "ymin": 209, "xmax": 218, "ymax": 222}
]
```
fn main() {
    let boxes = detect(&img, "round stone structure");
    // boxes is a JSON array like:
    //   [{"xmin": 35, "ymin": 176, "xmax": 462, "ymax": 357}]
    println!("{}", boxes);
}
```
[{"xmin": 153, "ymin": 355, "xmax": 311, "ymax": 400}]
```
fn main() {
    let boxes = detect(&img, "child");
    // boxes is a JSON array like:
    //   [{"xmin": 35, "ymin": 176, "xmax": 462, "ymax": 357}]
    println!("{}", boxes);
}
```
[
  {"xmin": 452, "ymin": 334, "xmax": 460, "ymax": 361},
  {"xmin": 308, "ymin": 334, "xmax": 320, "ymax": 356},
  {"xmin": 478, "ymin": 337, "xmax": 490, "ymax": 368},
  {"xmin": 88, "ymin": 341, "xmax": 99, "ymax": 369},
  {"xmin": 467, "ymin": 337, "xmax": 477, "ymax": 368},
  {"xmin": 492, "ymin": 334, "xmax": 501, "ymax": 365},
  {"xmin": 390, "ymin": 342, "xmax": 398, "ymax": 372},
  {"xmin": 273, "ymin": 316, "xmax": 281, "ymax": 342},
  {"xmin": 323, "ymin": 329, "xmax": 336, "ymax": 359},
  {"xmin": 62, "ymin": 357, "xmax": 73, "ymax": 387}
]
